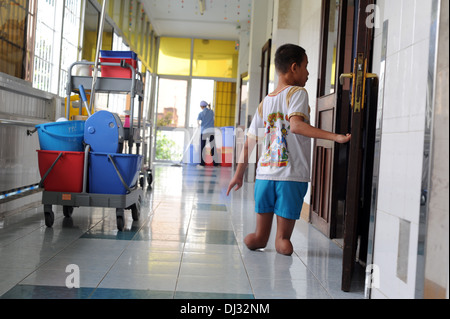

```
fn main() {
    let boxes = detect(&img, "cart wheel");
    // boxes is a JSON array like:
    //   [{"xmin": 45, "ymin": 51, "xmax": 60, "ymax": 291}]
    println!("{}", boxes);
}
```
[
  {"xmin": 116, "ymin": 216, "xmax": 124, "ymax": 231},
  {"xmin": 131, "ymin": 195, "xmax": 141, "ymax": 221},
  {"xmin": 147, "ymin": 171, "xmax": 153, "ymax": 187},
  {"xmin": 44, "ymin": 211, "xmax": 54, "ymax": 227},
  {"xmin": 45, "ymin": 212, "xmax": 54, "ymax": 227},
  {"xmin": 43, "ymin": 205, "xmax": 54, "ymax": 227},
  {"xmin": 116, "ymin": 208, "xmax": 125, "ymax": 231},
  {"xmin": 63, "ymin": 206, "xmax": 74, "ymax": 218}
]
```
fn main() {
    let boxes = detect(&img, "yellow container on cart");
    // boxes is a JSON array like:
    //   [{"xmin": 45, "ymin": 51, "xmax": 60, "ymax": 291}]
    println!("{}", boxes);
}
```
[{"xmin": 65, "ymin": 94, "xmax": 91, "ymax": 121}]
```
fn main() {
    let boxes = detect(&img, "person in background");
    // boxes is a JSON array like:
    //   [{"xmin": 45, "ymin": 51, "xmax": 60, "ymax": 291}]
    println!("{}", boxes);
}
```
[{"xmin": 197, "ymin": 101, "xmax": 218, "ymax": 166}]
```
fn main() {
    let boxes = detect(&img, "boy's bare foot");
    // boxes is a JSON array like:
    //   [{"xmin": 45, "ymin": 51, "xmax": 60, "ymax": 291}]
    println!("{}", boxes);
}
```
[
  {"xmin": 275, "ymin": 238, "xmax": 293, "ymax": 256},
  {"xmin": 244, "ymin": 233, "xmax": 268, "ymax": 251}
]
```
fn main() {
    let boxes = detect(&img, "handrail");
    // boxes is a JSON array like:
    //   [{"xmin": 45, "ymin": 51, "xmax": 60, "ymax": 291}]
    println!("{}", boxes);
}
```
[{"xmin": 0, "ymin": 118, "xmax": 46, "ymax": 127}]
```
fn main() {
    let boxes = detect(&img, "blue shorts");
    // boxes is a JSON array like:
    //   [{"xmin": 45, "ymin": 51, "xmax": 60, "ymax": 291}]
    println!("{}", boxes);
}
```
[{"xmin": 254, "ymin": 180, "xmax": 308, "ymax": 220}]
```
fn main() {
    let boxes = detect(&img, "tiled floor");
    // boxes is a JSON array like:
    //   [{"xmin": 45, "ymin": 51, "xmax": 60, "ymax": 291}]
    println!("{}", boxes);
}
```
[{"xmin": 0, "ymin": 164, "xmax": 365, "ymax": 299}]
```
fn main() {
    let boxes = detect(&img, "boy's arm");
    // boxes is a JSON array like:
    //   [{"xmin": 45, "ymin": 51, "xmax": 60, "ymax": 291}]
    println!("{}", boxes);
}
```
[
  {"xmin": 290, "ymin": 115, "xmax": 351, "ymax": 144},
  {"xmin": 226, "ymin": 135, "xmax": 258, "ymax": 195}
]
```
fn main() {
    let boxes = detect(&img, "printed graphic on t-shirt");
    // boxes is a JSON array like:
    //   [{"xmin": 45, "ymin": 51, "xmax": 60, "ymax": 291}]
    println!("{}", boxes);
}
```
[{"xmin": 260, "ymin": 112, "xmax": 290, "ymax": 168}]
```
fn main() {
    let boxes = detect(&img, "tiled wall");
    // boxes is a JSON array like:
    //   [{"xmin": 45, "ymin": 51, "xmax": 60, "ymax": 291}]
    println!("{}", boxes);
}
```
[
  {"xmin": 371, "ymin": 0, "xmax": 433, "ymax": 299},
  {"xmin": 424, "ymin": 0, "xmax": 449, "ymax": 299}
]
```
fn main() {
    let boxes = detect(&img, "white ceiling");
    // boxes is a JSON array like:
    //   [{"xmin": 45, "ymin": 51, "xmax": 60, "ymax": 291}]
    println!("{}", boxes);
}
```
[{"xmin": 141, "ymin": 0, "xmax": 253, "ymax": 40}]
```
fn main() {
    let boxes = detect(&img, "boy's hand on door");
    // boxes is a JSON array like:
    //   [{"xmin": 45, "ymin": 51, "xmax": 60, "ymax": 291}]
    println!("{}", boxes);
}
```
[{"xmin": 335, "ymin": 133, "xmax": 352, "ymax": 144}]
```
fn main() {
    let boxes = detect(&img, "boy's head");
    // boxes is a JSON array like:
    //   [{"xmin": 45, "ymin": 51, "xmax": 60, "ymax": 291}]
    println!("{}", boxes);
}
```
[{"xmin": 275, "ymin": 44, "xmax": 309, "ymax": 87}]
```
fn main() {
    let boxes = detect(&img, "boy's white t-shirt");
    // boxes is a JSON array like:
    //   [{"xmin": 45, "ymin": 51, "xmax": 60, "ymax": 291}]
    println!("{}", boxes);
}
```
[{"xmin": 248, "ymin": 86, "xmax": 311, "ymax": 183}]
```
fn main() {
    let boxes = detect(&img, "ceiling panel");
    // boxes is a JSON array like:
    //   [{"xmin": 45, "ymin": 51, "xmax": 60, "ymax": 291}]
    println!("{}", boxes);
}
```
[{"xmin": 141, "ymin": 0, "xmax": 252, "ymax": 40}]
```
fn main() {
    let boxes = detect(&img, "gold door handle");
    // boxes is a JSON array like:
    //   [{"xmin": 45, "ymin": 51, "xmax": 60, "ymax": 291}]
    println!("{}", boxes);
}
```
[
  {"xmin": 339, "ymin": 56, "xmax": 378, "ymax": 112},
  {"xmin": 339, "ymin": 73, "xmax": 354, "ymax": 85},
  {"xmin": 339, "ymin": 58, "xmax": 358, "ymax": 109}
]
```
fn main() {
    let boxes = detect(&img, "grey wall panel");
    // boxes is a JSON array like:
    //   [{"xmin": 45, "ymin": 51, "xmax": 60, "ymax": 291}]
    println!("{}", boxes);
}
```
[{"xmin": 1, "ymin": 73, "xmax": 60, "ymax": 195}]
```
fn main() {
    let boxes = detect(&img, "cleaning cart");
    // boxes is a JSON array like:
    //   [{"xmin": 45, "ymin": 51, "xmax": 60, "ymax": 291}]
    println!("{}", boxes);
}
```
[{"xmin": 37, "ymin": 57, "xmax": 145, "ymax": 231}]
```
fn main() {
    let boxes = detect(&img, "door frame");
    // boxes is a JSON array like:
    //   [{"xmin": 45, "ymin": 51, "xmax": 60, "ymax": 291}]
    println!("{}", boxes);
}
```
[
  {"xmin": 260, "ymin": 39, "xmax": 272, "ymax": 101},
  {"xmin": 341, "ymin": 0, "xmax": 378, "ymax": 292}
]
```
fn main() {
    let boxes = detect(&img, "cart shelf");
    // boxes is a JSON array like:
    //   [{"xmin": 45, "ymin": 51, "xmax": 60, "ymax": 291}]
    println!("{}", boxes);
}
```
[{"xmin": 69, "ymin": 76, "xmax": 144, "ymax": 97}]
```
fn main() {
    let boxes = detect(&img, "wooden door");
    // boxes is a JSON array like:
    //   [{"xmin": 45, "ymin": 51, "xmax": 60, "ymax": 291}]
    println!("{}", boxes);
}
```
[
  {"xmin": 253, "ymin": 39, "xmax": 272, "ymax": 178},
  {"xmin": 260, "ymin": 39, "xmax": 272, "ymax": 101},
  {"xmin": 310, "ymin": 0, "xmax": 355, "ymax": 238}
]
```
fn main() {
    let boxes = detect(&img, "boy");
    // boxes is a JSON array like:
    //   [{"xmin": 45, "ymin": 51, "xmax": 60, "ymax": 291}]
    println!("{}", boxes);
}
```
[{"xmin": 226, "ymin": 44, "xmax": 351, "ymax": 256}]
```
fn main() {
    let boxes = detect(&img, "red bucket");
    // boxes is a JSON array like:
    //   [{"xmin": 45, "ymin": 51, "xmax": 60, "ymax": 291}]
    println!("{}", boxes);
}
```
[
  {"xmin": 37, "ymin": 150, "xmax": 84, "ymax": 193},
  {"xmin": 100, "ymin": 58, "xmax": 137, "ymax": 79}
]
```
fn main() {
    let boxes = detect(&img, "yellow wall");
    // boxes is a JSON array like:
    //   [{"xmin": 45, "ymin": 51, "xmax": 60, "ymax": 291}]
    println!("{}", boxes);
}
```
[
  {"xmin": 157, "ymin": 37, "xmax": 239, "ymax": 79},
  {"xmin": 214, "ymin": 82, "xmax": 236, "ymax": 127},
  {"xmin": 82, "ymin": 30, "xmax": 113, "ymax": 62}
]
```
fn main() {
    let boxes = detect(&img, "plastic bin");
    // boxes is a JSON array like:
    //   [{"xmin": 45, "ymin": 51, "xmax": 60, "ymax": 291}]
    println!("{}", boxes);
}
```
[
  {"xmin": 100, "ymin": 57, "xmax": 137, "ymax": 79},
  {"xmin": 36, "ymin": 121, "xmax": 85, "ymax": 152},
  {"xmin": 188, "ymin": 144, "xmax": 201, "ymax": 165},
  {"xmin": 89, "ymin": 152, "xmax": 142, "ymax": 195},
  {"xmin": 37, "ymin": 150, "xmax": 84, "ymax": 193},
  {"xmin": 221, "ymin": 127, "xmax": 234, "ymax": 167},
  {"xmin": 221, "ymin": 127, "xmax": 235, "ymax": 148},
  {"xmin": 100, "ymin": 50, "xmax": 137, "ymax": 60}
]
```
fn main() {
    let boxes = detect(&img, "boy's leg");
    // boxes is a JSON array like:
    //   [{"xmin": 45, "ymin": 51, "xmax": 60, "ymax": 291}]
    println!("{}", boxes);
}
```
[
  {"xmin": 244, "ymin": 213, "xmax": 274, "ymax": 250},
  {"xmin": 275, "ymin": 215, "xmax": 296, "ymax": 256}
]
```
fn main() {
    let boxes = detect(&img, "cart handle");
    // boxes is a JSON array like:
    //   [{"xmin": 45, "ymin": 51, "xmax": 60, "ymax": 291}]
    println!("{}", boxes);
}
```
[
  {"xmin": 107, "ymin": 154, "xmax": 132, "ymax": 194},
  {"xmin": 39, "ymin": 152, "xmax": 63, "ymax": 188}
]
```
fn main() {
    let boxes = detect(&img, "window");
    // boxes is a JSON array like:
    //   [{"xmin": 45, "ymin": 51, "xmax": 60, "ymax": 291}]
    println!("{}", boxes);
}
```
[
  {"xmin": 154, "ymin": 37, "xmax": 240, "ymax": 163},
  {"xmin": 156, "ymin": 78, "xmax": 188, "ymax": 129},
  {"xmin": 0, "ymin": 0, "xmax": 36, "ymax": 80},
  {"xmin": 189, "ymin": 79, "xmax": 214, "ymax": 128},
  {"xmin": 59, "ymin": 0, "xmax": 83, "ymax": 96},
  {"xmin": 33, "ymin": 0, "xmax": 82, "ymax": 95},
  {"xmin": 33, "ymin": 0, "xmax": 62, "ymax": 93},
  {"xmin": 321, "ymin": 0, "xmax": 340, "ymax": 96}
]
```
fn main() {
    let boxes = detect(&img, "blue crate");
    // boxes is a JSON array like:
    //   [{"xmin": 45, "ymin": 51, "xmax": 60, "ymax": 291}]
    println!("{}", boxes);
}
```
[{"xmin": 100, "ymin": 50, "xmax": 137, "ymax": 60}]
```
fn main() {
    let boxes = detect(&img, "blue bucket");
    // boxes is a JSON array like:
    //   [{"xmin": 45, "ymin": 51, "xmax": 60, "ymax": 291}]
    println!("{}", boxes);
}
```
[
  {"xmin": 89, "ymin": 152, "xmax": 142, "ymax": 195},
  {"xmin": 221, "ymin": 126, "xmax": 235, "ymax": 147},
  {"xmin": 36, "ymin": 121, "xmax": 85, "ymax": 152}
]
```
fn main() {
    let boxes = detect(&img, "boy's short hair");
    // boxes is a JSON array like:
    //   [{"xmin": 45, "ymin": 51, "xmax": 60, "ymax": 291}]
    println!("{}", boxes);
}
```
[{"xmin": 275, "ymin": 44, "xmax": 307, "ymax": 74}]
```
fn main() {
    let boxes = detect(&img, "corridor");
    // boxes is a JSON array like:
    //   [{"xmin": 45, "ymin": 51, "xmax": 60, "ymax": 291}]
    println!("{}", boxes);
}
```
[{"xmin": 0, "ymin": 165, "xmax": 364, "ymax": 299}]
